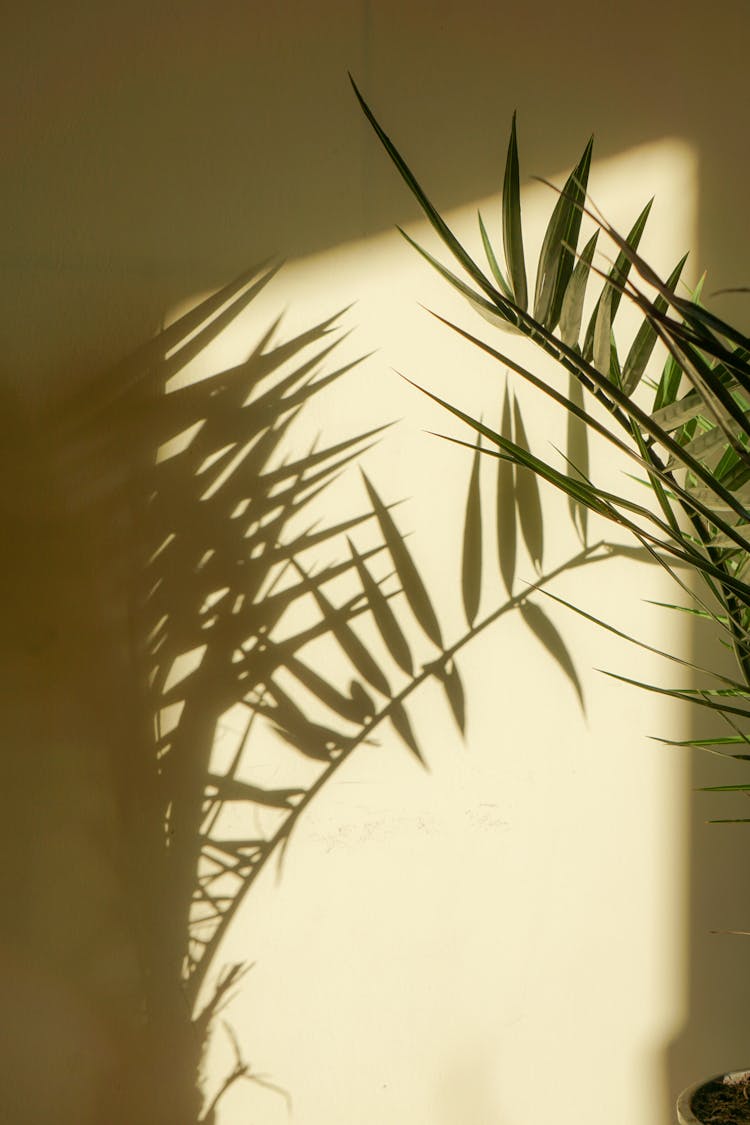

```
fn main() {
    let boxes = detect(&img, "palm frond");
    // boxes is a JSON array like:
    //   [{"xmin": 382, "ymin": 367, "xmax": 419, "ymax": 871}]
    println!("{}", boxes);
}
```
[{"xmin": 353, "ymin": 84, "xmax": 750, "ymax": 817}]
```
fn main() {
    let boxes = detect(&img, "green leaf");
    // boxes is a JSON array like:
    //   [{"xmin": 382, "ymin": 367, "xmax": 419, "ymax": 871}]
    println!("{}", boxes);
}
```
[
  {"xmin": 651, "ymin": 391, "xmax": 704, "ymax": 432},
  {"xmin": 478, "ymin": 211, "xmax": 513, "ymax": 298},
  {"xmin": 350, "ymin": 75, "xmax": 503, "ymax": 308},
  {"xmin": 462, "ymin": 431, "xmax": 483, "ymax": 626},
  {"xmin": 601, "ymin": 671, "xmax": 750, "ymax": 720},
  {"xmin": 691, "ymin": 271, "xmax": 707, "ymax": 305},
  {"xmin": 566, "ymin": 373, "xmax": 589, "ymax": 545},
  {"xmin": 698, "ymin": 783, "xmax": 750, "ymax": 792},
  {"xmin": 512, "ymin": 399, "xmax": 544, "ymax": 570},
  {"xmin": 670, "ymin": 420, "xmax": 746, "ymax": 473},
  {"xmin": 361, "ymin": 471, "xmax": 444, "ymax": 648},
  {"xmin": 533, "ymin": 137, "xmax": 594, "ymax": 330},
  {"xmin": 399, "ymin": 228, "xmax": 517, "ymax": 332},
  {"xmin": 622, "ymin": 254, "xmax": 687, "ymax": 395},
  {"xmin": 347, "ymin": 537, "xmax": 414, "ymax": 676},
  {"xmin": 502, "ymin": 112, "xmax": 528, "ymax": 309},
  {"xmin": 592, "ymin": 284, "xmax": 613, "ymax": 379},
  {"xmin": 654, "ymin": 735, "xmax": 750, "ymax": 762},
  {"xmin": 520, "ymin": 601, "xmax": 584, "ymax": 711},
  {"xmin": 405, "ymin": 341, "xmax": 750, "ymax": 559},
  {"xmin": 436, "ymin": 423, "xmax": 750, "ymax": 595},
  {"xmin": 425, "ymin": 298, "xmax": 750, "ymax": 533},
  {"xmin": 558, "ymin": 230, "xmax": 599, "ymax": 349},
  {"xmin": 497, "ymin": 387, "xmax": 517, "ymax": 594},
  {"xmin": 645, "ymin": 601, "xmax": 729, "ymax": 621},
  {"xmin": 537, "ymin": 586, "xmax": 748, "ymax": 688},
  {"xmin": 653, "ymin": 351, "xmax": 683, "ymax": 413},
  {"xmin": 686, "ymin": 481, "xmax": 750, "ymax": 518},
  {"xmin": 582, "ymin": 199, "xmax": 653, "ymax": 361},
  {"xmin": 610, "ymin": 334, "xmax": 622, "ymax": 385},
  {"xmin": 626, "ymin": 395, "xmax": 682, "ymax": 539}
]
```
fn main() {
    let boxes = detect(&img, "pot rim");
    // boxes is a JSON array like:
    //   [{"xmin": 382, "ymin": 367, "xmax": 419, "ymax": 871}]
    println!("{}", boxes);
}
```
[{"xmin": 677, "ymin": 1070, "xmax": 750, "ymax": 1124}]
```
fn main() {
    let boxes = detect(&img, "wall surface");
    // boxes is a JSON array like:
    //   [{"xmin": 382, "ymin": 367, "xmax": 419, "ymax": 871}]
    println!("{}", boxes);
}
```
[
  {"xmin": 189, "ymin": 150, "xmax": 695, "ymax": 1125},
  {"xmin": 2, "ymin": 4, "xmax": 750, "ymax": 1125}
]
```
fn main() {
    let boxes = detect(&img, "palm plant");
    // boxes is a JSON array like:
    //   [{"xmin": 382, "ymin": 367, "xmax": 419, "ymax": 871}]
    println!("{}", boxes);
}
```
[
  {"xmin": 352, "ymin": 76, "xmax": 750, "ymax": 806},
  {"xmin": 38, "ymin": 259, "xmax": 624, "ymax": 1123}
]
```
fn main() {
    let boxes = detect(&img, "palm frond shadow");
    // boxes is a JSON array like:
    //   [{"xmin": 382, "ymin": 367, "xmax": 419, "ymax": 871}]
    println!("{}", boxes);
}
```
[
  {"xmin": 123, "ymin": 271, "xmax": 408, "ymax": 1050},
  {"xmin": 29, "ymin": 260, "xmax": 626, "ymax": 1122},
  {"xmin": 149, "ymin": 267, "xmax": 619, "ymax": 1112}
]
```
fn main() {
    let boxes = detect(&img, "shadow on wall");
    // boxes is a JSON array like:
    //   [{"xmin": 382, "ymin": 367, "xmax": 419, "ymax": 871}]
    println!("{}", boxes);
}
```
[
  {"xmin": 0, "ymin": 269, "xmax": 396, "ymax": 1123},
  {"xmin": 0, "ymin": 246, "xmax": 635, "ymax": 1122},
  {"xmin": 3, "ymin": 3, "xmax": 750, "ymax": 1121},
  {"xmin": 0, "ymin": 254, "xmax": 744, "ymax": 1123},
  {"xmin": 0, "ymin": 267, "xmax": 397, "ymax": 1123},
  {"xmin": 0, "ymin": 252, "xmax": 597, "ymax": 1122}
]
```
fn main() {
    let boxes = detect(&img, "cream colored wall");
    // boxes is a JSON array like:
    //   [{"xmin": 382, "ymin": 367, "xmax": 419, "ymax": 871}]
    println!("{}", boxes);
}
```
[
  {"xmin": 4, "ymin": 4, "xmax": 750, "ymax": 1123},
  {"xmin": 182, "ymin": 140, "xmax": 698, "ymax": 1125}
]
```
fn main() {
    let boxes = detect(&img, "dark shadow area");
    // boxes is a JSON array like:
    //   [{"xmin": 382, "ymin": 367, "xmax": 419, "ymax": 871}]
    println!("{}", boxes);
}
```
[{"xmin": 3, "ymin": 2, "xmax": 748, "ymax": 397}]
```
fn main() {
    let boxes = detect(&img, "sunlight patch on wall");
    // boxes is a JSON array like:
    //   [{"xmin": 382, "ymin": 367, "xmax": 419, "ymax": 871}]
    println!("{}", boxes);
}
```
[{"xmin": 165, "ymin": 136, "xmax": 698, "ymax": 1125}]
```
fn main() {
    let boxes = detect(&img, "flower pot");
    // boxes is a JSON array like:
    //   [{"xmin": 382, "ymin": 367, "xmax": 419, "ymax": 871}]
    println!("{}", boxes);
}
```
[{"xmin": 677, "ymin": 1070, "xmax": 750, "ymax": 1124}]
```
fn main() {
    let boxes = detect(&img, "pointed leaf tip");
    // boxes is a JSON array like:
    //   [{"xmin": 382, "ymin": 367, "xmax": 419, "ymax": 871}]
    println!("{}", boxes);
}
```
[
  {"xmin": 583, "ymin": 196, "xmax": 654, "ymax": 362},
  {"xmin": 502, "ymin": 113, "xmax": 528, "ymax": 310},
  {"xmin": 558, "ymin": 229, "xmax": 599, "ymax": 349},
  {"xmin": 478, "ymin": 211, "xmax": 513, "ymax": 299},
  {"xmin": 534, "ymin": 136, "xmax": 593, "ymax": 330}
]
